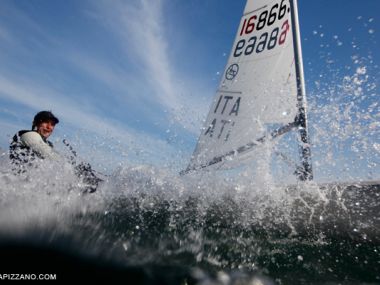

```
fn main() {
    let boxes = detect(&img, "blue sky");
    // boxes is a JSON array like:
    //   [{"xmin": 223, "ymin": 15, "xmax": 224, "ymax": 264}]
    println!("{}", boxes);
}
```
[{"xmin": 0, "ymin": 0, "xmax": 379, "ymax": 181}]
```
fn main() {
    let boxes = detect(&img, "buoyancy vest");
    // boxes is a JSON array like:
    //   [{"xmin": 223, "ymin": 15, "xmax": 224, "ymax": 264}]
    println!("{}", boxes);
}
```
[{"xmin": 9, "ymin": 130, "xmax": 54, "ymax": 168}]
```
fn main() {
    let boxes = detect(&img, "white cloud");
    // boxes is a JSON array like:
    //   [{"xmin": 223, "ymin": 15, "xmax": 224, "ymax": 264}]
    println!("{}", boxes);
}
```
[
  {"xmin": 0, "ymin": 74, "xmax": 178, "ymax": 165},
  {"xmin": 0, "ymin": 0, "xmax": 217, "ymax": 170},
  {"xmin": 89, "ymin": 0, "xmax": 176, "ymax": 105},
  {"xmin": 88, "ymin": 0, "xmax": 208, "ymax": 133}
]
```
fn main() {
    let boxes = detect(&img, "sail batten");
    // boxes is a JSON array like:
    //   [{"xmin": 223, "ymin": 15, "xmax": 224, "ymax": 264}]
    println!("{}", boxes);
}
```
[{"xmin": 185, "ymin": 0, "xmax": 312, "ymax": 178}]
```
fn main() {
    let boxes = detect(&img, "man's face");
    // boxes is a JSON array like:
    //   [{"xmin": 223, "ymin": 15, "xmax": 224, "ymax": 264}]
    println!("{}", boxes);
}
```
[{"xmin": 36, "ymin": 120, "xmax": 55, "ymax": 139}]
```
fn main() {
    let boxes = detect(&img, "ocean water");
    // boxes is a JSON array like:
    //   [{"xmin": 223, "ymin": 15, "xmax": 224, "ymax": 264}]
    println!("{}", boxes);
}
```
[
  {"xmin": 0, "ymin": 2, "xmax": 378, "ymax": 284},
  {"xmin": 0, "ymin": 155, "xmax": 379, "ymax": 284}
]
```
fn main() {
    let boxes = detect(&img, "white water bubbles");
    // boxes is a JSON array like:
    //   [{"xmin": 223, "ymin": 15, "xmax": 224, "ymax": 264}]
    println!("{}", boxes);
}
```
[
  {"xmin": 0, "ymin": 157, "xmax": 105, "ymax": 236},
  {"xmin": 101, "ymin": 163, "xmax": 380, "ymax": 272},
  {"xmin": 306, "ymin": 14, "xmax": 379, "ymax": 182}
]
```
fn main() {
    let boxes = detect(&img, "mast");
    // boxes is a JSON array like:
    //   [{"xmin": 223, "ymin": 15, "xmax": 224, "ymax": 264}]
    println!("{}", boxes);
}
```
[
  {"xmin": 182, "ymin": 0, "xmax": 314, "ymax": 180},
  {"xmin": 289, "ymin": 0, "xmax": 313, "ymax": 180}
]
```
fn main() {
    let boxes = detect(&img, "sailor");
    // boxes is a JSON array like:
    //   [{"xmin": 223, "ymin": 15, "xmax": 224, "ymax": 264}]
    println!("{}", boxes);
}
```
[
  {"xmin": 9, "ymin": 111, "xmax": 101, "ymax": 193},
  {"xmin": 10, "ymin": 110, "xmax": 60, "ymax": 168}
]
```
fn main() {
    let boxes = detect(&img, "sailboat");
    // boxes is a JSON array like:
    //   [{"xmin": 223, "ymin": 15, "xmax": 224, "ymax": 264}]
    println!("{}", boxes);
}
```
[
  {"xmin": 181, "ymin": 0, "xmax": 380, "ymax": 239},
  {"xmin": 182, "ymin": 0, "xmax": 312, "ymax": 180}
]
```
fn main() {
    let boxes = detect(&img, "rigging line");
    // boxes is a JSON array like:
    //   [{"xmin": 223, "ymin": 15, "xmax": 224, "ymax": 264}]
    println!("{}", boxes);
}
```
[
  {"xmin": 62, "ymin": 139, "xmax": 109, "ymax": 178},
  {"xmin": 181, "ymin": 120, "xmax": 299, "ymax": 175},
  {"xmin": 63, "ymin": 139, "xmax": 77, "ymax": 165}
]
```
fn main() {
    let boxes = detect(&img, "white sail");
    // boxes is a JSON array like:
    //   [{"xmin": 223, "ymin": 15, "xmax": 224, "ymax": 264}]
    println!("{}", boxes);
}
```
[{"xmin": 187, "ymin": 0, "xmax": 303, "ymax": 171}]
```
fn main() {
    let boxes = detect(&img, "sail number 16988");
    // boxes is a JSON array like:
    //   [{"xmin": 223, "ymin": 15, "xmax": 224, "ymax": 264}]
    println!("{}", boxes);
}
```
[
  {"xmin": 239, "ymin": 0, "xmax": 289, "ymax": 36},
  {"xmin": 233, "ymin": 0, "xmax": 291, "ymax": 57}
]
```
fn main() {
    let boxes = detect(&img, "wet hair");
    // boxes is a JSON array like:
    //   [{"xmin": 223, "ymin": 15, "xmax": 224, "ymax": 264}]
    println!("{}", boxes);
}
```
[{"xmin": 32, "ymin": 111, "xmax": 59, "ymax": 130}]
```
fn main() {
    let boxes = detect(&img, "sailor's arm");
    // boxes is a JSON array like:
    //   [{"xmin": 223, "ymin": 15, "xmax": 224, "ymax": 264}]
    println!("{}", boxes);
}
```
[{"xmin": 20, "ymin": 132, "xmax": 61, "ymax": 160}]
